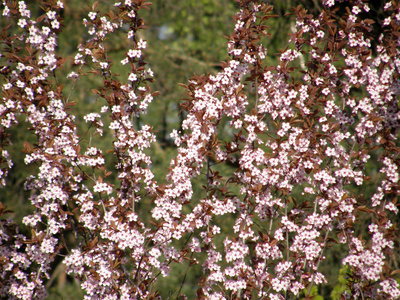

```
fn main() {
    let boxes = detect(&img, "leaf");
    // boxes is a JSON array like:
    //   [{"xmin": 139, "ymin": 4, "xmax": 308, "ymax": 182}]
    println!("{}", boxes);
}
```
[
  {"xmin": 65, "ymin": 101, "xmax": 76, "ymax": 108},
  {"xmin": 92, "ymin": 1, "xmax": 99, "ymax": 11},
  {"xmin": 23, "ymin": 141, "xmax": 32, "ymax": 153},
  {"xmin": 87, "ymin": 236, "xmax": 98, "ymax": 249},
  {"xmin": 143, "ymin": 2, "xmax": 153, "ymax": 7}
]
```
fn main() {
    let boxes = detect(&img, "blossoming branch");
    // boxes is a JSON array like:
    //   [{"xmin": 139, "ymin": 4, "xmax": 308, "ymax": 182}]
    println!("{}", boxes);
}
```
[{"xmin": 0, "ymin": 0, "xmax": 399, "ymax": 299}]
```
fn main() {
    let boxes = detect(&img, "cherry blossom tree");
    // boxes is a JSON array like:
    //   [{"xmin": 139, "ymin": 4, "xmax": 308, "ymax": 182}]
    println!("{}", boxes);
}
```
[{"xmin": 1, "ymin": 0, "xmax": 399, "ymax": 299}]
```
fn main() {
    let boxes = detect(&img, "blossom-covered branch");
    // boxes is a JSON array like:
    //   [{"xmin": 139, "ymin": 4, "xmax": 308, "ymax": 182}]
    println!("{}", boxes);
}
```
[{"xmin": 1, "ymin": 0, "xmax": 399, "ymax": 299}]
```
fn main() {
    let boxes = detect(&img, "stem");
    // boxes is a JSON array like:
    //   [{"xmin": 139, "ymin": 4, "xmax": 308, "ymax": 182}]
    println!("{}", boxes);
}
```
[
  {"xmin": 176, "ymin": 252, "xmax": 194, "ymax": 299},
  {"xmin": 100, "ymin": 198, "xmax": 106, "ymax": 214},
  {"xmin": 285, "ymin": 200, "xmax": 289, "ymax": 261},
  {"xmin": 255, "ymin": 76, "xmax": 259, "ymax": 108},
  {"xmin": 306, "ymin": 230, "xmax": 329, "ymax": 296},
  {"xmin": 313, "ymin": 195, "xmax": 318, "ymax": 214},
  {"xmin": 268, "ymin": 215, "xmax": 273, "ymax": 235},
  {"xmin": 65, "ymin": 54, "xmax": 89, "ymax": 105},
  {"xmin": 132, "ymin": 188, "xmax": 135, "ymax": 213},
  {"xmin": 207, "ymin": 155, "xmax": 211, "ymax": 190},
  {"xmin": 360, "ymin": 289, "xmax": 365, "ymax": 300}
]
